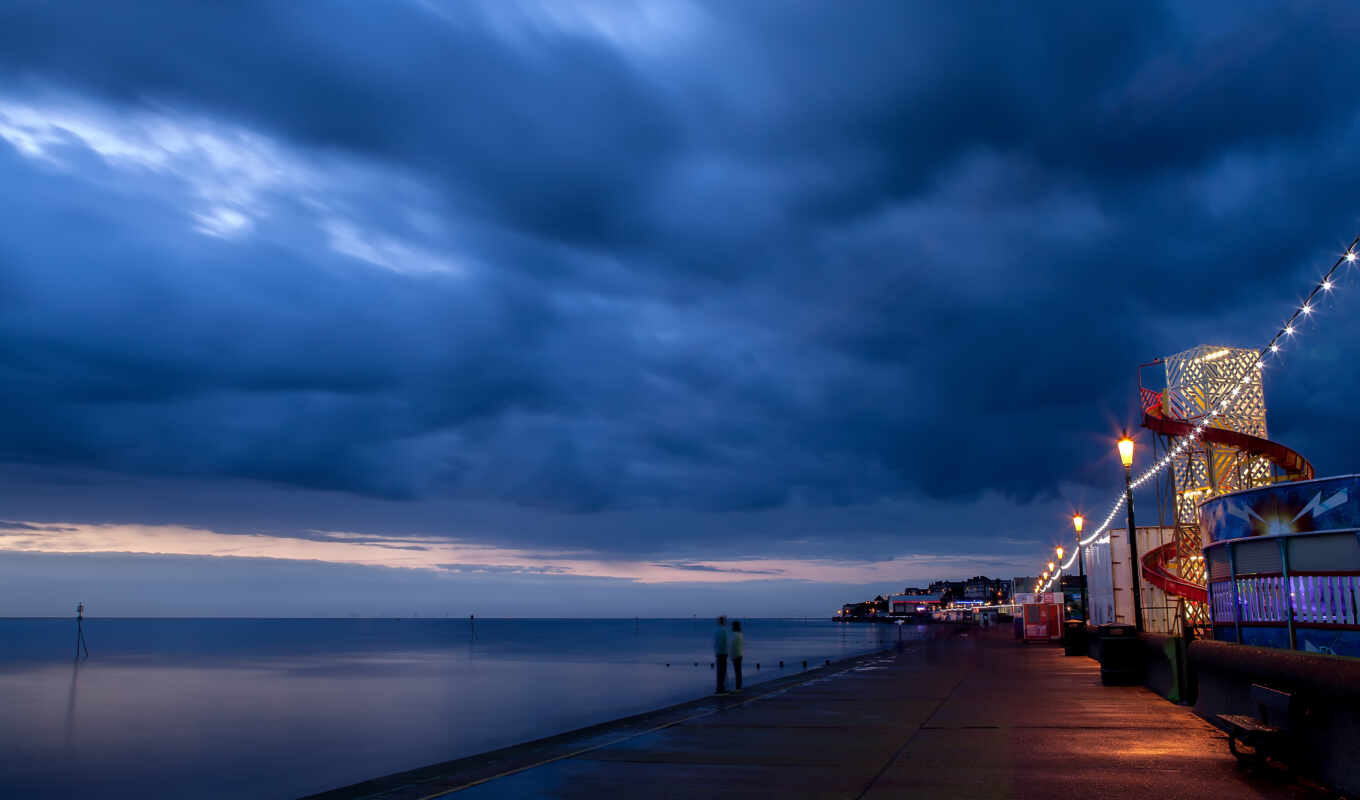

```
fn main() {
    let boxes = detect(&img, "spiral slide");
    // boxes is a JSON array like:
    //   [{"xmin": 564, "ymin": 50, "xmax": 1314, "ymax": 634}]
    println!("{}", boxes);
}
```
[{"xmin": 1136, "ymin": 392, "xmax": 1314, "ymax": 605}]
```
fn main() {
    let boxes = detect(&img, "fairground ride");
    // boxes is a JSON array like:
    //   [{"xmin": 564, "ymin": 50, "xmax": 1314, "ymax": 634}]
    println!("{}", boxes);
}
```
[{"xmin": 1137, "ymin": 345, "xmax": 1313, "ymax": 633}]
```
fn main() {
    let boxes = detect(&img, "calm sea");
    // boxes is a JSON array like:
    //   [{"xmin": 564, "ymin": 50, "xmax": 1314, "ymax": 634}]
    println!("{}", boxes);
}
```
[{"xmin": 0, "ymin": 617, "xmax": 901, "ymax": 799}]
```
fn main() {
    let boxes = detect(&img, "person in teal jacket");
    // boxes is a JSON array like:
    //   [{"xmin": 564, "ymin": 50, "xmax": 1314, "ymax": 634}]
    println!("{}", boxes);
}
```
[
  {"xmin": 713, "ymin": 616, "xmax": 729, "ymax": 694},
  {"xmin": 729, "ymin": 620, "xmax": 744, "ymax": 692}
]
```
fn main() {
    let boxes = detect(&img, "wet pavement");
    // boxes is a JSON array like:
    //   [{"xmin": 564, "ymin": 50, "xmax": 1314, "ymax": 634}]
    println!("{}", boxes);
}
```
[{"xmin": 309, "ymin": 628, "xmax": 1320, "ymax": 800}]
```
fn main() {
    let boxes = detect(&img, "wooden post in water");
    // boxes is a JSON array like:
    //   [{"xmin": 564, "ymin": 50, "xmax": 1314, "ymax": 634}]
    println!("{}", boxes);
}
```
[
  {"xmin": 74, "ymin": 603, "xmax": 89, "ymax": 660},
  {"xmin": 469, "ymin": 613, "xmax": 476, "ymax": 641}
]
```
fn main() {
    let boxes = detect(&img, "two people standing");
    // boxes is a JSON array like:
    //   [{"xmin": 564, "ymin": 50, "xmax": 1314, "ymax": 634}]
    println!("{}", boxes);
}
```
[{"xmin": 713, "ymin": 616, "xmax": 744, "ymax": 694}]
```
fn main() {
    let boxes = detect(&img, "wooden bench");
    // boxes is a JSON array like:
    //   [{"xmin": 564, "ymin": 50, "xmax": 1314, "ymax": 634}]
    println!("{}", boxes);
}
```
[{"xmin": 1217, "ymin": 684, "xmax": 1294, "ymax": 769}]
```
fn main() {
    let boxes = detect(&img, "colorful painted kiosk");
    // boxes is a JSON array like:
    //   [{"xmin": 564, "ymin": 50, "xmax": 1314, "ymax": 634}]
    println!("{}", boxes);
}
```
[
  {"xmin": 1014, "ymin": 592, "xmax": 1064, "ymax": 643},
  {"xmin": 1201, "ymin": 474, "xmax": 1360, "ymax": 657}
]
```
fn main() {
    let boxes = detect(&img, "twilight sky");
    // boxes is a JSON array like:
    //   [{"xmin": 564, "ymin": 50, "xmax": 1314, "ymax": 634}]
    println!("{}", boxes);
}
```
[{"xmin": 3, "ymin": 1, "xmax": 1360, "ymax": 617}]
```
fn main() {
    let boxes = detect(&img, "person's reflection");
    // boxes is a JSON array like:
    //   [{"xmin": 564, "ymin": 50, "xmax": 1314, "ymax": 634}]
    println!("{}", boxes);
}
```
[{"xmin": 64, "ymin": 657, "xmax": 81, "ymax": 754}]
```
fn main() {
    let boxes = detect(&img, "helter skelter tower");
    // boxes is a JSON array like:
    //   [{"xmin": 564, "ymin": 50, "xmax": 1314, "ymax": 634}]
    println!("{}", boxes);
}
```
[
  {"xmin": 1163, "ymin": 345, "xmax": 1272, "ymax": 498},
  {"xmin": 1140, "ymin": 344, "xmax": 1311, "ymax": 632}
]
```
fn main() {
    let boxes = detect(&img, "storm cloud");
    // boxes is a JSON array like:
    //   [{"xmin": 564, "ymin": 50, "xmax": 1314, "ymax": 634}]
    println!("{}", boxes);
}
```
[{"xmin": 1, "ymin": 1, "xmax": 1359, "ymax": 577}]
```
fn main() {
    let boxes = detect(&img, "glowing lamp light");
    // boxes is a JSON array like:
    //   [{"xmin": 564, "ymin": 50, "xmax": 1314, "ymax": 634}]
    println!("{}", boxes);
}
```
[
  {"xmin": 1072, "ymin": 514, "xmax": 1084, "ymax": 534},
  {"xmin": 1117, "ymin": 436, "xmax": 1135, "ymax": 468},
  {"xmin": 1047, "ymin": 561, "xmax": 1055, "ymax": 573},
  {"xmin": 1348, "ymin": 250, "xmax": 1357, "ymax": 263},
  {"xmin": 1302, "ymin": 304, "xmax": 1313, "ymax": 315},
  {"xmin": 1323, "ymin": 280, "xmax": 1333, "ymax": 291},
  {"xmin": 1055, "ymin": 546, "xmax": 1064, "ymax": 560},
  {"xmin": 1285, "ymin": 325, "xmax": 1295, "ymax": 335}
]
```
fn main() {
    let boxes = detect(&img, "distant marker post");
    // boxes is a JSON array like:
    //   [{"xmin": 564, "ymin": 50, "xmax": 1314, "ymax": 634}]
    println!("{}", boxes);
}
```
[{"xmin": 74, "ymin": 603, "xmax": 89, "ymax": 660}]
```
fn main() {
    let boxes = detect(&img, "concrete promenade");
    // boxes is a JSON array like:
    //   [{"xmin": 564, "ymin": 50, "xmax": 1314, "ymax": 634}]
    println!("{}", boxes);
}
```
[{"xmin": 310, "ymin": 629, "xmax": 1319, "ymax": 800}]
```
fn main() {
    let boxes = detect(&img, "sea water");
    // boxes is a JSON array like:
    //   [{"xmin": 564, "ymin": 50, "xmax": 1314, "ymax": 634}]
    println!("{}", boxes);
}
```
[{"xmin": 0, "ymin": 617, "xmax": 898, "ymax": 798}]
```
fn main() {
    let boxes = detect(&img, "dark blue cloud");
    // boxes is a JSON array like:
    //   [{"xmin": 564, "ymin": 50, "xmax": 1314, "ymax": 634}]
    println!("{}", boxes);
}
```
[
  {"xmin": 650, "ymin": 562, "xmax": 785, "ymax": 576},
  {"xmin": 0, "ymin": 0, "xmax": 1356, "ymax": 557}
]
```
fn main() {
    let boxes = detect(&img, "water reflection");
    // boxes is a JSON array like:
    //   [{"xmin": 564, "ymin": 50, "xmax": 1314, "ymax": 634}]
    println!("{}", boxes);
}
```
[
  {"xmin": 0, "ymin": 618, "xmax": 893, "ymax": 799},
  {"xmin": 63, "ymin": 658, "xmax": 80, "ymax": 754}
]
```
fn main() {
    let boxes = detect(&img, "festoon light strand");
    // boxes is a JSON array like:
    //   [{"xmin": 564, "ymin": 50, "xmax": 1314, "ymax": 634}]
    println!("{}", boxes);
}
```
[{"xmin": 1037, "ymin": 236, "xmax": 1360, "ymax": 594}]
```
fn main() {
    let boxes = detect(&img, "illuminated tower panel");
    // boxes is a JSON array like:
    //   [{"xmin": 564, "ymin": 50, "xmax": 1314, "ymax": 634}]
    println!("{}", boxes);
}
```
[
  {"xmin": 1164, "ymin": 345, "xmax": 1271, "ymax": 521},
  {"xmin": 1161, "ymin": 345, "xmax": 1272, "ymax": 629}
]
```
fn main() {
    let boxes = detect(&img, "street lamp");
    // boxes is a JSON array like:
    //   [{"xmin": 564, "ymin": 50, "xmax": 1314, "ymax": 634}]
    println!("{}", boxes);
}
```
[
  {"xmin": 1118, "ymin": 436, "xmax": 1134, "ymax": 469},
  {"xmin": 1072, "ymin": 514, "xmax": 1089, "ymax": 622},
  {"xmin": 1118, "ymin": 434, "xmax": 1145, "ymax": 632}
]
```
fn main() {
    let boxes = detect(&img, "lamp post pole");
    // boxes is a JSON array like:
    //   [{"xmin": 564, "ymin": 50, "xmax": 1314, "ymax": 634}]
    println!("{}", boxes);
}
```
[
  {"xmin": 1055, "ymin": 546, "xmax": 1066, "ymax": 618},
  {"xmin": 1073, "ymin": 515, "xmax": 1089, "ymax": 623},
  {"xmin": 1119, "ymin": 436, "xmax": 1145, "ymax": 633}
]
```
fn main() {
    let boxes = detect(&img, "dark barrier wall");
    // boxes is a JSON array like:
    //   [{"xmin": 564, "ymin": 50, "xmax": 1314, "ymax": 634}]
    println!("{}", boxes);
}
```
[
  {"xmin": 1139, "ymin": 633, "xmax": 1186, "ymax": 704},
  {"xmin": 1190, "ymin": 639, "xmax": 1360, "ymax": 795}
]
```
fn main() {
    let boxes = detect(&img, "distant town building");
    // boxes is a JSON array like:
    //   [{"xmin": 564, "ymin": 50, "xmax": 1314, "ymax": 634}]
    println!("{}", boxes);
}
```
[
  {"xmin": 926, "ymin": 576, "xmax": 1009, "ymax": 605},
  {"xmin": 926, "ymin": 579, "xmax": 963, "ymax": 599},
  {"xmin": 837, "ymin": 576, "xmax": 1011, "ymax": 620},
  {"xmin": 888, "ymin": 593, "xmax": 943, "ymax": 615},
  {"xmin": 964, "ymin": 576, "xmax": 1009, "ymax": 602},
  {"xmin": 838, "ymin": 595, "xmax": 890, "ymax": 620}
]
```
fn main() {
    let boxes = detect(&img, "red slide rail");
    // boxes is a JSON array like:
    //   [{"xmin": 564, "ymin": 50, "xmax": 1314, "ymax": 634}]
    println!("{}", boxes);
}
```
[
  {"xmin": 1136, "ymin": 390, "xmax": 1313, "ymax": 605},
  {"xmin": 1140, "ymin": 391, "xmax": 1313, "ymax": 480},
  {"xmin": 1141, "ymin": 542, "xmax": 1208, "ymax": 604}
]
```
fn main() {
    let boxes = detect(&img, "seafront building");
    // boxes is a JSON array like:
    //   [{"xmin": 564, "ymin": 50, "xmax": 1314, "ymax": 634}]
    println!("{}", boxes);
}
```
[
  {"xmin": 840, "ymin": 577, "xmax": 1012, "ymax": 620},
  {"xmin": 886, "ymin": 593, "xmax": 942, "ymax": 615}
]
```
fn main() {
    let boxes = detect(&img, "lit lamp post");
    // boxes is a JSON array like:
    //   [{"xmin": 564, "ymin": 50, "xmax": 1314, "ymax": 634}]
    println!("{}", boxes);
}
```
[
  {"xmin": 1072, "ymin": 514, "xmax": 1089, "ymax": 622},
  {"xmin": 1047, "ymin": 561, "xmax": 1056, "ymax": 599},
  {"xmin": 1118, "ymin": 434, "xmax": 1145, "ymax": 632}
]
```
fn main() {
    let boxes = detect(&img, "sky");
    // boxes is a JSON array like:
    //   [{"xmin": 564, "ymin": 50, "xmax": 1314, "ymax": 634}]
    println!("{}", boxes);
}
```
[{"xmin": 2, "ymin": 1, "xmax": 1360, "ymax": 617}]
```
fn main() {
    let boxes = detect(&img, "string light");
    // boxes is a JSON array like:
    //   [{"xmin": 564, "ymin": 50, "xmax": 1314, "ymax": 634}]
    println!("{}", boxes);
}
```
[{"xmin": 1034, "ymin": 234, "xmax": 1359, "ymax": 594}]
